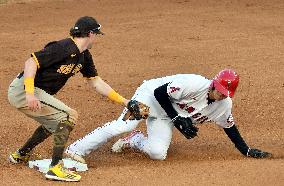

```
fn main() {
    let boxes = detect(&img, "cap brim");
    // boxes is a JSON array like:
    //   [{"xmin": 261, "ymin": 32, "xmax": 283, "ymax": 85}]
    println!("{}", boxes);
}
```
[
  {"xmin": 213, "ymin": 80, "xmax": 233, "ymax": 97},
  {"xmin": 95, "ymin": 30, "xmax": 104, "ymax": 35}
]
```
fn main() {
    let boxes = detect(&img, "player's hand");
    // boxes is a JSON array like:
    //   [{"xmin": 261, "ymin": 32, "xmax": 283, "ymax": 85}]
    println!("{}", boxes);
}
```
[
  {"xmin": 123, "ymin": 100, "xmax": 150, "ymax": 121},
  {"xmin": 172, "ymin": 116, "xmax": 198, "ymax": 139},
  {"xmin": 26, "ymin": 93, "xmax": 41, "ymax": 112},
  {"xmin": 247, "ymin": 148, "xmax": 272, "ymax": 158}
]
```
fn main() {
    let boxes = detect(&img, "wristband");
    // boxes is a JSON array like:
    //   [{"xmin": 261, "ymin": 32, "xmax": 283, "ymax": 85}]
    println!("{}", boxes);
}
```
[
  {"xmin": 24, "ymin": 77, "xmax": 35, "ymax": 94},
  {"xmin": 107, "ymin": 90, "xmax": 125, "ymax": 105}
]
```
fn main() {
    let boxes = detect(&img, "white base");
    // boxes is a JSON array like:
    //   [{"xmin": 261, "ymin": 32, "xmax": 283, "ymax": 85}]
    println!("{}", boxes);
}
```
[{"xmin": 28, "ymin": 158, "xmax": 88, "ymax": 173}]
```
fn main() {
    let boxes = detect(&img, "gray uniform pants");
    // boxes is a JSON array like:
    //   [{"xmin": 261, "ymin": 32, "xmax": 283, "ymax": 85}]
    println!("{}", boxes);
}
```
[{"xmin": 7, "ymin": 75, "xmax": 78, "ymax": 133}]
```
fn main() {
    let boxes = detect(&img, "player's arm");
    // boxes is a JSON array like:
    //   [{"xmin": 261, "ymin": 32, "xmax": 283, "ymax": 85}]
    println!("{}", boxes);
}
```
[
  {"xmin": 81, "ymin": 51, "xmax": 128, "ymax": 106},
  {"xmin": 87, "ymin": 76, "xmax": 129, "ymax": 107},
  {"xmin": 223, "ymin": 125, "xmax": 271, "ymax": 158},
  {"xmin": 223, "ymin": 125, "xmax": 249, "ymax": 155},
  {"xmin": 23, "ymin": 57, "xmax": 41, "ymax": 112},
  {"xmin": 154, "ymin": 83, "xmax": 178, "ymax": 119},
  {"xmin": 154, "ymin": 83, "xmax": 198, "ymax": 139}
]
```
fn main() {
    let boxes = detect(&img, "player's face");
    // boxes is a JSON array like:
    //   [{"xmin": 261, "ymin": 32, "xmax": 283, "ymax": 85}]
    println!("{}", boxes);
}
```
[
  {"xmin": 87, "ymin": 32, "xmax": 97, "ymax": 49},
  {"xmin": 212, "ymin": 89, "xmax": 228, "ymax": 101}
]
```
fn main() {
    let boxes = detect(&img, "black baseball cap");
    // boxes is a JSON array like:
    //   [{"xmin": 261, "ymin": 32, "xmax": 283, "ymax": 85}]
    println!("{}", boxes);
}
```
[{"xmin": 73, "ymin": 16, "xmax": 104, "ymax": 35}]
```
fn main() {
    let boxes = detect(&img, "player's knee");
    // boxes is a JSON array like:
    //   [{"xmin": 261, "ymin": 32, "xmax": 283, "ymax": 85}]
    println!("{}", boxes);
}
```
[
  {"xmin": 148, "ymin": 145, "xmax": 168, "ymax": 160},
  {"xmin": 68, "ymin": 109, "xmax": 78, "ymax": 124},
  {"xmin": 149, "ymin": 151, "xmax": 167, "ymax": 160},
  {"xmin": 53, "ymin": 120, "xmax": 74, "ymax": 146}
]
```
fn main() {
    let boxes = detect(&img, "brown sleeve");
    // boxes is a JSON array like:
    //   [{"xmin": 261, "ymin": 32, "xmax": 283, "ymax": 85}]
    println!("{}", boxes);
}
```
[
  {"xmin": 80, "ymin": 50, "xmax": 98, "ymax": 78},
  {"xmin": 32, "ymin": 41, "xmax": 66, "ymax": 69}
]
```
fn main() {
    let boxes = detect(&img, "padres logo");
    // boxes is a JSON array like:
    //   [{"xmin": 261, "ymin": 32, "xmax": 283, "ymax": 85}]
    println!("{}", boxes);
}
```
[{"xmin": 57, "ymin": 64, "xmax": 82, "ymax": 75}]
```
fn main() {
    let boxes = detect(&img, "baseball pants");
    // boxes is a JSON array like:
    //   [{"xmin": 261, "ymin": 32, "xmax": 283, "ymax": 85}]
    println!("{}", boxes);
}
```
[
  {"xmin": 7, "ymin": 75, "xmax": 78, "ymax": 133},
  {"xmin": 67, "ymin": 81, "xmax": 174, "ymax": 160}
]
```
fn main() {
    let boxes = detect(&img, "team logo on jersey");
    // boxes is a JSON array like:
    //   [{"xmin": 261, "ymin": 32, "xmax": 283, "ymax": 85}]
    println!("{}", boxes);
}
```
[
  {"xmin": 226, "ymin": 114, "xmax": 234, "ymax": 125},
  {"xmin": 177, "ymin": 103, "xmax": 195, "ymax": 113},
  {"xmin": 186, "ymin": 106, "xmax": 195, "ymax": 113},
  {"xmin": 57, "ymin": 64, "xmax": 82, "ymax": 75},
  {"xmin": 169, "ymin": 86, "xmax": 180, "ymax": 93},
  {"xmin": 177, "ymin": 103, "xmax": 186, "ymax": 109}
]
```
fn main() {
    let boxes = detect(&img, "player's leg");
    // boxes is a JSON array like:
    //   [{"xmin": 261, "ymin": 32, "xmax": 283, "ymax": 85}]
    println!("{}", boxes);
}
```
[
  {"xmin": 9, "ymin": 125, "xmax": 52, "ymax": 163},
  {"xmin": 8, "ymin": 77, "xmax": 77, "ymax": 158},
  {"xmin": 8, "ymin": 76, "xmax": 81, "ymax": 181},
  {"xmin": 142, "ymin": 117, "xmax": 174, "ymax": 160},
  {"xmin": 111, "ymin": 81, "xmax": 174, "ymax": 159},
  {"xmin": 32, "ymin": 88, "xmax": 80, "ymax": 181},
  {"xmin": 66, "ymin": 108, "xmax": 140, "ymax": 158},
  {"xmin": 8, "ymin": 76, "xmax": 52, "ymax": 163},
  {"xmin": 113, "ymin": 117, "xmax": 174, "ymax": 160},
  {"xmin": 65, "ymin": 82, "xmax": 153, "ymax": 160}
]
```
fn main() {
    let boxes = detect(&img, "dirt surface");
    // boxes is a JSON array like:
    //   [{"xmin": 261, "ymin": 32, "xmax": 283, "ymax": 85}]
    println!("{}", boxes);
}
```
[{"xmin": 0, "ymin": 0, "xmax": 283, "ymax": 185}]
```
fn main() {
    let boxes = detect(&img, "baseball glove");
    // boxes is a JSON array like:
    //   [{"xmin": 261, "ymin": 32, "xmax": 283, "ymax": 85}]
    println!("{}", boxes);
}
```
[
  {"xmin": 172, "ymin": 116, "xmax": 198, "ymax": 139},
  {"xmin": 122, "ymin": 100, "xmax": 150, "ymax": 121},
  {"xmin": 247, "ymin": 148, "xmax": 272, "ymax": 158}
]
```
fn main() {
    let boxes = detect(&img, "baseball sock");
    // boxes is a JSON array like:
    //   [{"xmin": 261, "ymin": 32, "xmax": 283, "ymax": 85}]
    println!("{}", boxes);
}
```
[
  {"xmin": 18, "ymin": 125, "xmax": 51, "ymax": 156},
  {"xmin": 50, "ymin": 120, "xmax": 74, "ymax": 167}
]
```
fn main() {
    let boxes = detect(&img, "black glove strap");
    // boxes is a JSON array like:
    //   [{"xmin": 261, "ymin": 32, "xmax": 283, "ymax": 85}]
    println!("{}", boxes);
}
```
[
  {"xmin": 223, "ymin": 125, "xmax": 249, "ymax": 155},
  {"xmin": 154, "ymin": 83, "xmax": 178, "ymax": 119}
]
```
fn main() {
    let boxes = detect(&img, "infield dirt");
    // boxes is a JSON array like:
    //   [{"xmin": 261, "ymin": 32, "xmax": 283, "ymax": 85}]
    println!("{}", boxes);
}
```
[{"xmin": 0, "ymin": 0, "xmax": 283, "ymax": 185}]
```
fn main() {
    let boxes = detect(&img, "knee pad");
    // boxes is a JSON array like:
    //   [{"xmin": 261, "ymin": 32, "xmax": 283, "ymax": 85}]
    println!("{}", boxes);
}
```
[
  {"xmin": 61, "ymin": 120, "xmax": 75, "ymax": 130},
  {"xmin": 68, "ymin": 109, "xmax": 78, "ymax": 124},
  {"xmin": 53, "ymin": 120, "xmax": 74, "ymax": 147}
]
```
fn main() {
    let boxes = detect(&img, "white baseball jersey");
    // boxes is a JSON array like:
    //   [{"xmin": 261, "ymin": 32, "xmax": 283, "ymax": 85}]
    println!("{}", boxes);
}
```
[{"xmin": 138, "ymin": 74, "xmax": 235, "ymax": 128}]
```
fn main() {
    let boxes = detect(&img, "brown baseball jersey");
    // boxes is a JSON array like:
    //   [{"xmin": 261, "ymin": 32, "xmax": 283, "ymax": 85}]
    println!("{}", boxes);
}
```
[{"xmin": 18, "ymin": 38, "xmax": 98, "ymax": 95}]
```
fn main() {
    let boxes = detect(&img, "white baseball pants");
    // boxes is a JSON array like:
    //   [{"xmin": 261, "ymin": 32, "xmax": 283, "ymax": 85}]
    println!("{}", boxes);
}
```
[{"xmin": 67, "ymin": 82, "xmax": 174, "ymax": 160}]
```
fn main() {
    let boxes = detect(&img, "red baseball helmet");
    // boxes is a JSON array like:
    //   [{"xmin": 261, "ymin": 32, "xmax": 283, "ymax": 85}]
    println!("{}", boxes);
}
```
[{"xmin": 211, "ymin": 69, "xmax": 239, "ymax": 97}]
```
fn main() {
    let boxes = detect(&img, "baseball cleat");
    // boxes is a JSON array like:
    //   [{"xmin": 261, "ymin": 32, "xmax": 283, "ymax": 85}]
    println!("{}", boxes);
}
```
[
  {"xmin": 64, "ymin": 149, "xmax": 86, "ymax": 164},
  {"xmin": 9, "ymin": 150, "xmax": 30, "ymax": 164},
  {"xmin": 45, "ymin": 163, "xmax": 81, "ymax": 182},
  {"xmin": 112, "ymin": 130, "xmax": 143, "ymax": 153}
]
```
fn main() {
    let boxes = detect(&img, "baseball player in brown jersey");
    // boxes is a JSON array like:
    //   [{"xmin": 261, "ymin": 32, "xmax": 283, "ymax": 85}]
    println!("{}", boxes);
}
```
[{"xmin": 7, "ymin": 16, "xmax": 131, "ymax": 182}]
